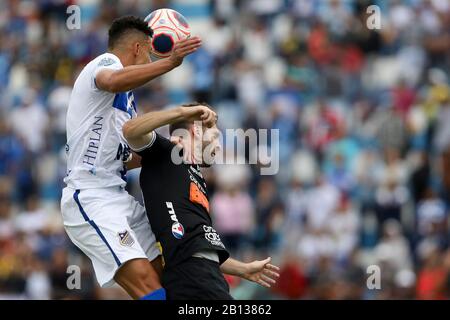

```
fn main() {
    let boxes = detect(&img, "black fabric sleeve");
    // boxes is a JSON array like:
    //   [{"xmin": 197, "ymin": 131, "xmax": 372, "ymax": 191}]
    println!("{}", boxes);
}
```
[{"xmin": 135, "ymin": 133, "xmax": 177, "ymax": 161}]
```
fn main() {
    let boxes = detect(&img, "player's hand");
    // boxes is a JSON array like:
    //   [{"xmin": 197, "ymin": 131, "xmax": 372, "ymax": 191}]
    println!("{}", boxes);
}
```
[
  {"xmin": 169, "ymin": 36, "xmax": 202, "ymax": 67},
  {"xmin": 181, "ymin": 105, "xmax": 217, "ymax": 128},
  {"xmin": 242, "ymin": 257, "xmax": 280, "ymax": 288}
]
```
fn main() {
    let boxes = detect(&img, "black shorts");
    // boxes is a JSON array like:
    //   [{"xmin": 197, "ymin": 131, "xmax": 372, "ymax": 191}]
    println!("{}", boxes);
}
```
[{"xmin": 162, "ymin": 257, "xmax": 233, "ymax": 300}]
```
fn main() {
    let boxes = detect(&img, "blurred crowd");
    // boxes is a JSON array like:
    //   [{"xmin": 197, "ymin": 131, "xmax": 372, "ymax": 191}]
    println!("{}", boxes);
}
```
[{"xmin": 0, "ymin": 0, "xmax": 449, "ymax": 299}]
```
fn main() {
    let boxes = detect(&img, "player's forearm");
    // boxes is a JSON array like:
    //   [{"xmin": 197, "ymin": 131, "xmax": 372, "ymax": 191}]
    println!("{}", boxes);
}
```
[
  {"xmin": 220, "ymin": 258, "xmax": 248, "ymax": 277},
  {"xmin": 123, "ymin": 107, "xmax": 184, "ymax": 140},
  {"xmin": 105, "ymin": 59, "xmax": 177, "ymax": 92}
]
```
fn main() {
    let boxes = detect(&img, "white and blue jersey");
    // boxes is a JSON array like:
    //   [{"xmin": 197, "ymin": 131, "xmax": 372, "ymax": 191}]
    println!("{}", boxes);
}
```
[
  {"xmin": 61, "ymin": 53, "xmax": 160, "ymax": 288},
  {"xmin": 64, "ymin": 53, "xmax": 136, "ymax": 189}
]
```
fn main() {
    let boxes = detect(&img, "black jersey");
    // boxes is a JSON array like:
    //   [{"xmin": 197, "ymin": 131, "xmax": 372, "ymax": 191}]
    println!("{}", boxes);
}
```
[{"xmin": 137, "ymin": 133, "xmax": 229, "ymax": 268}]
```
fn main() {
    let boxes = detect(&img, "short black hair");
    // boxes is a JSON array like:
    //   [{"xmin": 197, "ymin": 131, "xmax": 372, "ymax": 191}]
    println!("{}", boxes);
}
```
[
  {"xmin": 108, "ymin": 15, "xmax": 153, "ymax": 49},
  {"xmin": 169, "ymin": 102, "xmax": 213, "ymax": 136}
]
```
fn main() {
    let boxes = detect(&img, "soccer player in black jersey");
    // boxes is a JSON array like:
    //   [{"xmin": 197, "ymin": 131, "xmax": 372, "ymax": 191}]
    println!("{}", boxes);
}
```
[{"xmin": 122, "ymin": 103, "xmax": 280, "ymax": 300}]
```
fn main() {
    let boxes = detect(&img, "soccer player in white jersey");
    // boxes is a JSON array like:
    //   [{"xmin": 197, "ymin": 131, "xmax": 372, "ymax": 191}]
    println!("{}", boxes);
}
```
[{"xmin": 60, "ymin": 16, "xmax": 201, "ymax": 300}]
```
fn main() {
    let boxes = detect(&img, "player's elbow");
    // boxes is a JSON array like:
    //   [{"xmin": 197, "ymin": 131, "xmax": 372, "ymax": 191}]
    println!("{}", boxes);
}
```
[
  {"xmin": 103, "ymin": 80, "xmax": 123, "ymax": 93},
  {"xmin": 122, "ymin": 121, "xmax": 137, "ymax": 140},
  {"xmin": 108, "ymin": 79, "xmax": 128, "ymax": 93},
  {"xmin": 106, "ymin": 85, "xmax": 120, "ymax": 94}
]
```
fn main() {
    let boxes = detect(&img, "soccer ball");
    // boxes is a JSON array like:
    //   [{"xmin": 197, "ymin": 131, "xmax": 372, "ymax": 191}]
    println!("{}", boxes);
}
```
[{"xmin": 145, "ymin": 8, "xmax": 191, "ymax": 60}]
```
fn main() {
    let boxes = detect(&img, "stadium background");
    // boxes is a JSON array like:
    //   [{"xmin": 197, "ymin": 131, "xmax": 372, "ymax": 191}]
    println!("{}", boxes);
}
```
[{"xmin": 0, "ymin": 0, "xmax": 449, "ymax": 299}]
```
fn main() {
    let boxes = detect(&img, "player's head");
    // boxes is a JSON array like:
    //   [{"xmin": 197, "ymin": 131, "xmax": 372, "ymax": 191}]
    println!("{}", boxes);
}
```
[
  {"xmin": 169, "ymin": 102, "xmax": 220, "ymax": 167},
  {"xmin": 108, "ymin": 16, "xmax": 153, "ymax": 65}
]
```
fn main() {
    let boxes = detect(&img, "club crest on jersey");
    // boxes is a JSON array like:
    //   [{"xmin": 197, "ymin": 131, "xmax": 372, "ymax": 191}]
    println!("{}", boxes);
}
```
[
  {"xmin": 118, "ymin": 230, "xmax": 135, "ymax": 247},
  {"xmin": 171, "ymin": 222, "xmax": 184, "ymax": 239},
  {"xmin": 98, "ymin": 57, "xmax": 115, "ymax": 66}
]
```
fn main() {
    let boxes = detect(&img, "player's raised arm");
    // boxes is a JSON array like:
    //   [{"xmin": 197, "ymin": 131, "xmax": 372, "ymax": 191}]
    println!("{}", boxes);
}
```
[
  {"xmin": 94, "ymin": 16, "xmax": 201, "ymax": 93},
  {"xmin": 96, "ymin": 37, "xmax": 201, "ymax": 93},
  {"xmin": 122, "ymin": 104, "xmax": 217, "ymax": 150}
]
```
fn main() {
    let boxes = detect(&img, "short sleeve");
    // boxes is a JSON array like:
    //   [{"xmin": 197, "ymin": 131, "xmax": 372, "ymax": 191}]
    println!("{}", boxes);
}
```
[
  {"xmin": 135, "ymin": 133, "xmax": 177, "ymax": 160},
  {"xmin": 92, "ymin": 54, "xmax": 123, "ymax": 90}
]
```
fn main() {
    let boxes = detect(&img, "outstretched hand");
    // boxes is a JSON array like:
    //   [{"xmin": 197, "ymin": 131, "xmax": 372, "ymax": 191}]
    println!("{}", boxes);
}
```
[
  {"xmin": 169, "ymin": 36, "xmax": 202, "ymax": 67},
  {"xmin": 242, "ymin": 257, "xmax": 280, "ymax": 288}
]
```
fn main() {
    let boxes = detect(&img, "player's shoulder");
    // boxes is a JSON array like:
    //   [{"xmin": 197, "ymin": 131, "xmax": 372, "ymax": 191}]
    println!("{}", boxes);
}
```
[
  {"xmin": 94, "ymin": 53, "xmax": 122, "ymax": 68},
  {"xmin": 86, "ymin": 52, "xmax": 122, "ymax": 71},
  {"xmin": 75, "ymin": 53, "xmax": 119, "ymax": 79},
  {"xmin": 154, "ymin": 133, "xmax": 177, "ymax": 150},
  {"xmin": 136, "ymin": 132, "xmax": 176, "ymax": 159},
  {"xmin": 74, "ymin": 53, "xmax": 123, "ymax": 94}
]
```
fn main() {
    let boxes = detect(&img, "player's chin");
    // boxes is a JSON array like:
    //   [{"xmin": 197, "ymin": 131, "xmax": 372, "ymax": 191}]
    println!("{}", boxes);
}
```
[{"xmin": 199, "ymin": 163, "xmax": 212, "ymax": 168}]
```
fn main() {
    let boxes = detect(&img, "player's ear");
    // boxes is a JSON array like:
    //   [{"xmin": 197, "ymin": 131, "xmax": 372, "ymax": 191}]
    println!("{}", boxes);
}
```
[
  {"xmin": 170, "ymin": 136, "xmax": 182, "ymax": 145},
  {"xmin": 134, "ymin": 42, "xmax": 140, "ymax": 57}
]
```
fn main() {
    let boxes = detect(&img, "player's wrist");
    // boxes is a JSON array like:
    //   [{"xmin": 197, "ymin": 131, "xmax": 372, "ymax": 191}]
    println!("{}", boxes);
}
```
[
  {"xmin": 180, "ymin": 105, "xmax": 201, "ymax": 121},
  {"xmin": 178, "ymin": 106, "xmax": 188, "ymax": 119},
  {"xmin": 238, "ymin": 263, "xmax": 251, "ymax": 278},
  {"xmin": 167, "ymin": 55, "xmax": 182, "ymax": 68}
]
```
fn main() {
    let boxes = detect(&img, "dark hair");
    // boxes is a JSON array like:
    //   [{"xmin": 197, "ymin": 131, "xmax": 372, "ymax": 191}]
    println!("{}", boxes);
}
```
[
  {"xmin": 169, "ymin": 102, "xmax": 213, "ymax": 135},
  {"xmin": 108, "ymin": 16, "xmax": 153, "ymax": 49}
]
